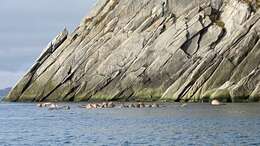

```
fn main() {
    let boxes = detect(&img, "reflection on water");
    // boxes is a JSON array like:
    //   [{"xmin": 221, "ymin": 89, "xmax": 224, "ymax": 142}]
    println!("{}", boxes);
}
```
[{"xmin": 0, "ymin": 103, "xmax": 260, "ymax": 145}]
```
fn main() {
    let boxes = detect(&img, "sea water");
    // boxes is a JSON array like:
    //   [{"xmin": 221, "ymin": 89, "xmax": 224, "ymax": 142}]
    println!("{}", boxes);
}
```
[{"xmin": 0, "ymin": 102, "xmax": 260, "ymax": 146}]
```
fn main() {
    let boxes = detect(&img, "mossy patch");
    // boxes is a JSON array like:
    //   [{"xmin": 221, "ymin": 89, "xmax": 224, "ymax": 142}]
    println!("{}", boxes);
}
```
[
  {"xmin": 201, "ymin": 89, "xmax": 216, "ymax": 102},
  {"xmin": 90, "ymin": 93, "xmax": 115, "ymax": 101},
  {"xmin": 215, "ymin": 20, "xmax": 225, "ymax": 28},
  {"xmin": 249, "ymin": 95, "xmax": 260, "ymax": 102},
  {"xmin": 133, "ymin": 88, "xmax": 163, "ymax": 102},
  {"xmin": 211, "ymin": 89, "xmax": 232, "ymax": 102}
]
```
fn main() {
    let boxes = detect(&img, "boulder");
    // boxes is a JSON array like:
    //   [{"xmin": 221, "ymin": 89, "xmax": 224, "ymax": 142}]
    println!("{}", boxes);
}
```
[{"xmin": 211, "ymin": 99, "xmax": 222, "ymax": 105}]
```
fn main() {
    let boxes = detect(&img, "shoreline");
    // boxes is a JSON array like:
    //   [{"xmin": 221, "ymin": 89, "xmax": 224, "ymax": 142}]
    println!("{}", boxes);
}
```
[
  {"xmin": 2, "ymin": 100, "xmax": 260, "ymax": 105},
  {"xmin": 2, "ymin": 101, "xmax": 260, "ymax": 110},
  {"xmin": 2, "ymin": 99, "xmax": 259, "ymax": 104}
]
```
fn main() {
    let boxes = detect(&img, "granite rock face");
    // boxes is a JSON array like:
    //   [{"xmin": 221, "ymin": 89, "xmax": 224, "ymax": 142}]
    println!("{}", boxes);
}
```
[{"xmin": 6, "ymin": 0, "xmax": 260, "ymax": 102}]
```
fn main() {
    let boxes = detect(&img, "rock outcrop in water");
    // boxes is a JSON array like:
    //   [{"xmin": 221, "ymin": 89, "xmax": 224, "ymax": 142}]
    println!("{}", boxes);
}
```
[{"xmin": 6, "ymin": 0, "xmax": 260, "ymax": 102}]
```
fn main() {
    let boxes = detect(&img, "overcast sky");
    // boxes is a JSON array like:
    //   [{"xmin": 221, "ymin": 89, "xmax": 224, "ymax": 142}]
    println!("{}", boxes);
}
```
[{"xmin": 0, "ymin": 0, "xmax": 96, "ymax": 88}]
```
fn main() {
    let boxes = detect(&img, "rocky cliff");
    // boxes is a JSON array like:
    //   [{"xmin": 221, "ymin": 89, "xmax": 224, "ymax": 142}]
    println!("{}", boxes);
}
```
[{"xmin": 6, "ymin": 0, "xmax": 260, "ymax": 102}]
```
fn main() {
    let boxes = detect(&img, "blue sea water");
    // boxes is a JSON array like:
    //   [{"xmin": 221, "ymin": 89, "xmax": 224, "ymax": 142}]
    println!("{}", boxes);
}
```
[{"xmin": 0, "ymin": 102, "xmax": 260, "ymax": 146}]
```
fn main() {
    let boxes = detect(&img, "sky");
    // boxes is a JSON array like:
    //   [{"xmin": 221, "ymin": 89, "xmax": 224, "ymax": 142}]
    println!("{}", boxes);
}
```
[{"xmin": 0, "ymin": 0, "xmax": 96, "ymax": 88}]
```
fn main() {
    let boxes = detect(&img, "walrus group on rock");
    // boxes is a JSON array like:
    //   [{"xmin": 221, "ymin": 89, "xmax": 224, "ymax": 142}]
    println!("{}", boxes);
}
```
[
  {"xmin": 79, "ymin": 102, "xmax": 160, "ymax": 109},
  {"xmin": 37, "ymin": 103, "xmax": 70, "ymax": 110},
  {"xmin": 37, "ymin": 100, "xmax": 225, "ymax": 110},
  {"xmin": 36, "ymin": 102, "xmax": 160, "ymax": 110}
]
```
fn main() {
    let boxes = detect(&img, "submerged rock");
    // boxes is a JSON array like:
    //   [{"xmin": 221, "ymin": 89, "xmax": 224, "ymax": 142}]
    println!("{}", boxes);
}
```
[
  {"xmin": 5, "ymin": 0, "xmax": 260, "ymax": 103},
  {"xmin": 180, "ymin": 103, "xmax": 188, "ymax": 107}
]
